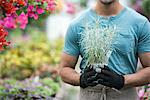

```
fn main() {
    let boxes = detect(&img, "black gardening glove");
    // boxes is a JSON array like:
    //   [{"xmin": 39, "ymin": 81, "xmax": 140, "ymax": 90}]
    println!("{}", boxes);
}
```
[
  {"xmin": 80, "ymin": 65, "xmax": 98, "ymax": 89},
  {"xmin": 96, "ymin": 65, "xmax": 125, "ymax": 90}
]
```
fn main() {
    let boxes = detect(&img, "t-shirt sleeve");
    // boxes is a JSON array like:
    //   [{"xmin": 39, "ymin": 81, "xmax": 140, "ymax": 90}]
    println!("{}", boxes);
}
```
[
  {"xmin": 138, "ymin": 19, "xmax": 150, "ymax": 53},
  {"xmin": 63, "ymin": 23, "xmax": 80, "ymax": 57}
]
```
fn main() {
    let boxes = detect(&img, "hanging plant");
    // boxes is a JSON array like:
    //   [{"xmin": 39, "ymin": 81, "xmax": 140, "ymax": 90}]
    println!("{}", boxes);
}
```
[{"xmin": 0, "ymin": 0, "xmax": 57, "ymax": 50}]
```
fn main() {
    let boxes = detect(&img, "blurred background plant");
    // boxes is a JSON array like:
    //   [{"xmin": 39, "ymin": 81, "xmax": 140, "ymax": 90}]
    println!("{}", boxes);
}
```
[
  {"xmin": 0, "ymin": 0, "xmax": 56, "ymax": 29},
  {"xmin": 0, "ymin": 77, "xmax": 60, "ymax": 99},
  {"xmin": 130, "ymin": 0, "xmax": 150, "ymax": 19},
  {"xmin": 138, "ymin": 84, "xmax": 150, "ymax": 100},
  {"xmin": 0, "ymin": 27, "xmax": 63, "ymax": 80},
  {"xmin": 0, "ymin": 24, "xmax": 63, "ymax": 98},
  {"xmin": 0, "ymin": 0, "xmax": 87, "ymax": 98},
  {"xmin": 0, "ymin": 0, "xmax": 57, "ymax": 50}
]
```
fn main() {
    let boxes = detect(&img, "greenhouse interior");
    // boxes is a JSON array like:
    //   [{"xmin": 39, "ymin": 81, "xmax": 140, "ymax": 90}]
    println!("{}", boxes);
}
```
[{"xmin": 0, "ymin": 0, "xmax": 150, "ymax": 100}]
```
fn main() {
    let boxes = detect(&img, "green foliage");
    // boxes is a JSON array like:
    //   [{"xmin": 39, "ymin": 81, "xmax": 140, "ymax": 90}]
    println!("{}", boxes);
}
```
[
  {"xmin": 41, "ymin": 78, "xmax": 60, "ymax": 94},
  {"xmin": 142, "ymin": 0, "xmax": 150, "ymax": 16},
  {"xmin": 80, "ymin": 0, "xmax": 87, "ymax": 7},
  {"xmin": 0, "ymin": 78, "xmax": 60, "ymax": 99},
  {"xmin": 130, "ymin": 0, "xmax": 137, "ymax": 4}
]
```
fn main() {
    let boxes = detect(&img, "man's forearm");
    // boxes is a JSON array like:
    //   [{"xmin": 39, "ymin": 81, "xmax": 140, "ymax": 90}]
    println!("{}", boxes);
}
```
[
  {"xmin": 124, "ymin": 67, "xmax": 150, "ymax": 87},
  {"xmin": 59, "ymin": 67, "xmax": 80, "ymax": 86}
]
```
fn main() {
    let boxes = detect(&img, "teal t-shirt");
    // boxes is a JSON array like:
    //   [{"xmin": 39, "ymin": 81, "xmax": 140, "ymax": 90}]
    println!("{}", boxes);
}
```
[{"xmin": 63, "ymin": 7, "xmax": 150, "ymax": 75}]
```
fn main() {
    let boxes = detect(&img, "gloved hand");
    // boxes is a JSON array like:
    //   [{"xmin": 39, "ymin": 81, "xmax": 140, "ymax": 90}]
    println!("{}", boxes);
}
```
[
  {"xmin": 96, "ymin": 65, "xmax": 125, "ymax": 90},
  {"xmin": 80, "ymin": 65, "xmax": 98, "ymax": 88}
]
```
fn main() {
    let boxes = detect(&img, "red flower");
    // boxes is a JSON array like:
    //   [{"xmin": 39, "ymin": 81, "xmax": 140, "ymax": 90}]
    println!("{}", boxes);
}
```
[
  {"xmin": 17, "ymin": 0, "xmax": 26, "ymax": 6},
  {"xmin": 0, "ymin": 0, "xmax": 6, "ymax": 6},
  {"xmin": 0, "ymin": 25, "xmax": 10, "ymax": 50},
  {"xmin": 10, "ymin": 0, "xmax": 25, "ymax": 5},
  {"xmin": 0, "ymin": 1, "xmax": 16, "ymax": 14}
]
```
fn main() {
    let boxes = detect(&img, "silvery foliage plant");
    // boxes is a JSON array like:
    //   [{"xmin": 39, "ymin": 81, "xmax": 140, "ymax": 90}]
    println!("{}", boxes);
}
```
[
  {"xmin": 79, "ymin": 19, "xmax": 117, "ymax": 72},
  {"xmin": 79, "ymin": 19, "xmax": 122, "ymax": 93}
]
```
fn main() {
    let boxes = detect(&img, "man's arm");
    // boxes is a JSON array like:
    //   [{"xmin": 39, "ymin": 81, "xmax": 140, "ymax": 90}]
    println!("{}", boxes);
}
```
[
  {"xmin": 59, "ymin": 52, "xmax": 80, "ymax": 86},
  {"xmin": 124, "ymin": 52, "xmax": 150, "ymax": 87}
]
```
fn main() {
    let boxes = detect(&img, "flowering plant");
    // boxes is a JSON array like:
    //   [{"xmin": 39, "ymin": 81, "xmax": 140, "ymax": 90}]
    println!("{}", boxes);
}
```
[
  {"xmin": 138, "ymin": 84, "xmax": 150, "ymax": 100},
  {"xmin": 0, "ymin": 25, "xmax": 10, "ymax": 50},
  {"xmin": 0, "ymin": 77, "xmax": 60, "ymax": 99},
  {"xmin": 0, "ymin": 28, "xmax": 63, "ymax": 80},
  {"xmin": 130, "ymin": 0, "xmax": 150, "ymax": 19},
  {"xmin": 0, "ymin": 0, "xmax": 56, "ymax": 50}
]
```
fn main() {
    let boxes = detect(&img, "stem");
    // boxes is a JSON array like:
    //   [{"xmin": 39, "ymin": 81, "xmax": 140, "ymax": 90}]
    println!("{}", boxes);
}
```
[{"xmin": 1, "ymin": 7, "xmax": 6, "ymax": 17}]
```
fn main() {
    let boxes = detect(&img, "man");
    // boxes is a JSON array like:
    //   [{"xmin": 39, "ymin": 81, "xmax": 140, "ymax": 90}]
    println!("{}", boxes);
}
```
[{"xmin": 59, "ymin": 0, "xmax": 150, "ymax": 100}]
